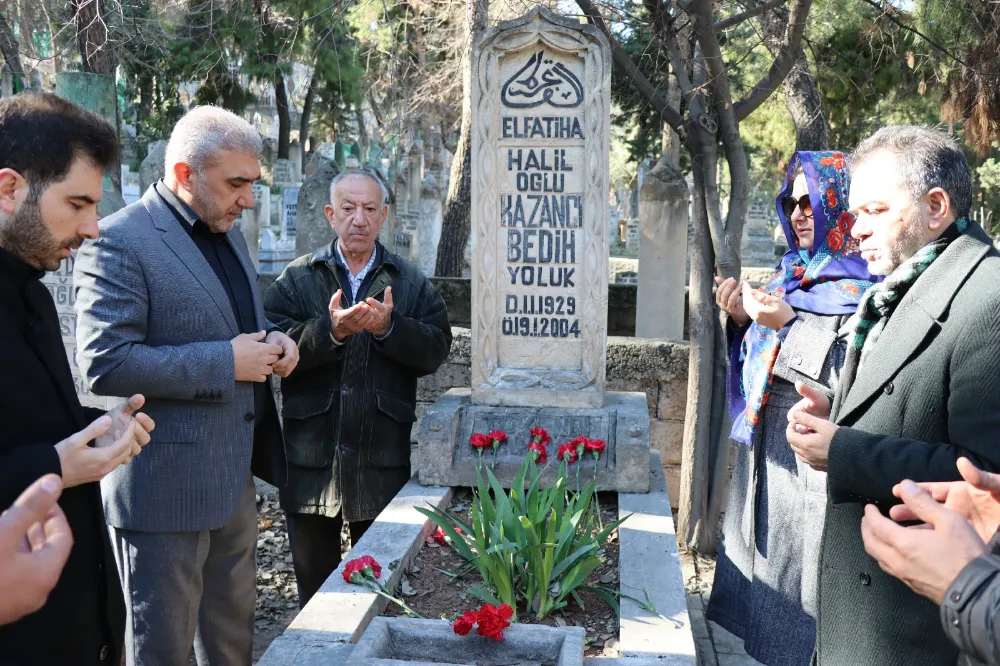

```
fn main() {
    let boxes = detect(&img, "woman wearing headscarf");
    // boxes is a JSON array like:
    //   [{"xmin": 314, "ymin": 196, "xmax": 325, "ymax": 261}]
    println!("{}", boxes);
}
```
[{"xmin": 705, "ymin": 151, "xmax": 876, "ymax": 665}]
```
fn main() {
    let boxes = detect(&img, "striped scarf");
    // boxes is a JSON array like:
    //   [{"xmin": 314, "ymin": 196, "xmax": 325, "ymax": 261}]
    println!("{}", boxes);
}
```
[{"xmin": 840, "ymin": 218, "xmax": 968, "ymax": 394}]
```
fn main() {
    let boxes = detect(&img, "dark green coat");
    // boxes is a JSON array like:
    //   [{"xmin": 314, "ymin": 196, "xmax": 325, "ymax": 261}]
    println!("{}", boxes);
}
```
[
  {"xmin": 264, "ymin": 241, "xmax": 452, "ymax": 521},
  {"xmin": 818, "ymin": 224, "xmax": 1000, "ymax": 666}
]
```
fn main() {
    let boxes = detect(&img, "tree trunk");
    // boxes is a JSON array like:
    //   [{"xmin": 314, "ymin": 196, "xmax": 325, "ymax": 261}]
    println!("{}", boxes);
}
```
[
  {"xmin": 39, "ymin": 0, "xmax": 63, "ymax": 73},
  {"xmin": 274, "ymin": 69, "xmax": 290, "ymax": 159},
  {"xmin": 356, "ymin": 103, "xmax": 369, "ymax": 164},
  {"xmin": 300, "ymin": 65, "xmax": 320, "ymax": 154},
  {"xmin": 759, "ymin": 2, "xmax": 829, "ymax": 150},
  {"xmin": 434, "ymin": 0, "xmax": 488, "ymax": 277},
  {"xmin": 73, "ymin": 0, "xmax": 116, "ymax": 75},
  {"xmin": 0, "ymin": 13, "xmax": 26, "ymax": 91}
]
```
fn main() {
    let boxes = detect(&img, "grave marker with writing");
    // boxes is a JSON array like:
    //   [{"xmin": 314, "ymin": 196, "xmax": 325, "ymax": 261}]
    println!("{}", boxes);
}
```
[
  {"xmin": 280, "ymin": 187, "xmax": 300, "ymax": 239},
  {"xmin": 273, "ymin": 159, "xmax": 296, "ymax": 188},
  {"xmin": 470, "ymin": 7, "xmax": 610, "ymax": 409}
]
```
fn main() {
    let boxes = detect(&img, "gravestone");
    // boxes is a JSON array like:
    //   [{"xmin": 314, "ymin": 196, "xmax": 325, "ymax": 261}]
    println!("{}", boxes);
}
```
[
  {"xmin": 416, "ymin": 7, "xmax": 650, "ymax": 493},
  {"xmin": 393, "ymin": 231, "xmax": 413, "ymax": 261},
  {"xmin": 49, "ymin": 259, "xmax": 118, "ymax": 411},
  {"xmin": 742, "ymin": 195, "xmax": 777, "ymax": 267},
  {"xmin": 635, "ymin": 160, "xmax": 688, "ymax": 341},
  {"xmin": 416, "ymin": 173, "xmax": 443, "ymax": 277},
  {"xmin": 280, "ymin": 186, "xmax": 300, "ymax": 239},
  {"xmin": 294, "ymin": 155, "xmax": 340, "ymax": 258},
  {"xmin": 273, "ymin": 159, "xmax": 297, "ymax": 188},
  {"xmin": 625, "ymin": 217, "xmax": 639, "ymax": 252},
  {"xmin": 121, "ymin": 166, "xmax": 142, "ymax": 205},
  {"xmin": 140, "ymin": 140, "xmax": 167, "ymax": 192}
]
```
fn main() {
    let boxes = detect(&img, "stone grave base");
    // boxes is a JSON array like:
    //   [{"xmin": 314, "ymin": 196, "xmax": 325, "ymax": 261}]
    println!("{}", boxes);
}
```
[
  {"xmin": 416, "ymin": 389, "xmax": 650, "ymax": 493},
  {"xmin": 255, "ymin": 451, "xmax": 694, "ymax": 665},
  {"xmin": 347, "ymin": 617, "xmax": 585, "ymax": 666}
]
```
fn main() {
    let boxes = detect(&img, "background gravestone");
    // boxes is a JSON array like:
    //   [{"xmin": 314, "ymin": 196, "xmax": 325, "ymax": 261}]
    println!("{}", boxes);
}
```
[
  {"xmin": 140, "ymin": 140, "xmax": 167, "ymax": 192},
  {"xmin": 416, "ymin": 7, "xmax": 650, "ymax": 493},
  {"xmin": 294, "ymin": 155, "xmax": 340, "ymax": 259}
]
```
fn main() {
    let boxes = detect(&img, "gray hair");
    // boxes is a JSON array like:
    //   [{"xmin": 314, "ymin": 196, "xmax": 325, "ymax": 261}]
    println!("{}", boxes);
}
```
[
  {"xmin": 165, "ymin": 105, "xmax": 262, "ymax": 174},
  {"xmin": 851, "ymin": 125, "xmax": 973, "ymax": 218},
  {"xmin": 329, "ymin": 169, "xmax": 389, "ymax": 206}
]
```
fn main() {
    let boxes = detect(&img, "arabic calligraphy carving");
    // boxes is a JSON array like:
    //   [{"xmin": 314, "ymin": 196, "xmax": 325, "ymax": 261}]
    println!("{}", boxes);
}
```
[{"xmin": 500, "ymin": 51, "xmax": 583, "ymax": 109}]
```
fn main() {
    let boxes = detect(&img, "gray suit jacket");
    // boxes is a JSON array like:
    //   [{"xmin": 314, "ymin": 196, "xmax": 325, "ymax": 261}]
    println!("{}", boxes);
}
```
[{"xmin": 75, "ymin": 185, "xmax": 270, "ymax": 533}]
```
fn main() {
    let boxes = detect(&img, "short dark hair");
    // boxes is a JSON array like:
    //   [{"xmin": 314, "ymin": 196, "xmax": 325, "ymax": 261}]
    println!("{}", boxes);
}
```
[
  {"xmin": 851, "ymin": 125, "xmax": 973, "ymax": 218},
  {"xmin": 0, "ymin": 92, "xmax": 119, "ymax": 191}
]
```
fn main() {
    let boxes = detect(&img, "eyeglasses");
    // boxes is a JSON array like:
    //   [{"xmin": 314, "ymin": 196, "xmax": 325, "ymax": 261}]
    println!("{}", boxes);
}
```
[{"xmin": 781, "ymin": 194, "xmax": 813, "ymax": 221}]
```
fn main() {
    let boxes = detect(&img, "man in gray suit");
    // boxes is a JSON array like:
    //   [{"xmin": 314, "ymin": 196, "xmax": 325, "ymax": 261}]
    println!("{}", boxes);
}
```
[{"xmin": 74, "ymin": 106, "xmax": 299, "ymax": 665}]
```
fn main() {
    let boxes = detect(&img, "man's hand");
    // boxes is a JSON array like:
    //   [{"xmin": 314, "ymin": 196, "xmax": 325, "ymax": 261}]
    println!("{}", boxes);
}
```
[
  {"xmin": 742, "ymin": 283, "xmax": 796, "ymax": 331},
  {"xmin": 265, "ymin": 331, "xmax": 299, "ymax": 378},
  {"xmin": 231, "ymin": 331, "xmax": 282, "ymax": 382},
  {"xmin": 715, "ymin": 277, "xmax": 749, "ymax": 327},
  {"xmin": 790, "ymin": 381, "xmax": 832, "ymax": 420},
  {"xmin": 786, "ymin": 410, "xmax": 837, "ymax": 470},
  {"xmin": 95, "ymin": 394, "xmax": 154, "ymax": 459},
  {"xmin": 0, "ymin": 474, "xmax": 73, "ymax": 624},
  {"xmin": 55, "ymin": 416, "xmax": 138, "ymax": 488},
  {"xmin": 862, "ymin": 480, "xmax": 987, "ymax": 605},
  {"xmin": 889, "ymin": 458, "xmax": 1000, "ymax": 543},
  {"xmin": 363, "ymin": 287, "xmax": 393, "ymax": 337},
  {"xmin": 329, "ymin": 290, "xmax": 369, "ymax": 341}
]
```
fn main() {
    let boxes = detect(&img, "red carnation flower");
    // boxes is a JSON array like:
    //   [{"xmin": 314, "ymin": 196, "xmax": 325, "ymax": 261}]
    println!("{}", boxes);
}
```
[
  {"xmin": 470, "ymin": 433, "xmax": 491, "ymax": 449},
  {"xmin": 529, "ymin": 426, "xmax": 551, "ymax": 446},
  {"xmin": 475, "ymin": 603, "xmax": 514, "ymax": 641},
  {"xmin": 487, "ymin": 430, "xmax": 507, "ymax": 448},
  {"xmin": 342, "ymin": 555, "xmax": 382, "ymax": 583},
  {"xmin": 557, "ymin": 442, "xmax": 578, "ymax": 464},
  {"xmin": 585, "ymin": 439, "xmax": 606, "ymax": 457},
  {"xmin": 452, "ymin": 611, "xmax": 477, "ymax": 636},
  {"xmin": 527, "ymin": 441, "xmax": 548, "ymax": 464},
  {"xmin": 431, "ymin": 526, "xmax": 462, "ymax": 546}
]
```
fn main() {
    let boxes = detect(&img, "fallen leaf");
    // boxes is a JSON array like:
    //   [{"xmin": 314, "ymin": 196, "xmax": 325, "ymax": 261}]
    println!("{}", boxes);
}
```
[{"xmin": 599, "ymin": 572, "xmax": 616, "ymax": 584}]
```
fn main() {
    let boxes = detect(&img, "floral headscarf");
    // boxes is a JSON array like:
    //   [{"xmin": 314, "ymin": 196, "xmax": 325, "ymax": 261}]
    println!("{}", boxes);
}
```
[{"xmin": 728, "ymin": 150, "xmax": 877, "ymax": 445}]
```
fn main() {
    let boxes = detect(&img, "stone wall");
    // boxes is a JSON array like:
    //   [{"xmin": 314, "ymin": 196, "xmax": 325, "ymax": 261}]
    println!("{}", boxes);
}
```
[{"xmin": 414, "ymin": 328, "xmax": 688, "ymax": 506}]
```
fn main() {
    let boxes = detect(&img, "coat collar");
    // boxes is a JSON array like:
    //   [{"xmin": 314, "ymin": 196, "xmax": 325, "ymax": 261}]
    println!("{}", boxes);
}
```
[{"xmin": 835, "ymin": 221, "xmax": 994, "ymax": 423}]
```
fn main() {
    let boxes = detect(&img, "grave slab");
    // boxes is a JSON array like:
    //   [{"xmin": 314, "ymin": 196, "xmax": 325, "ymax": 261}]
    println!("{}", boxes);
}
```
[
  {"xmin": 347, "ymin": 617, "xmax": 585, "ymax": 666},
  {"xmin": 618, "ymin": 451, "xmax": 696, "ymax": 663},
  {"xmin": 416, "ymin": 389, "xmax": 649, "ymax": 492}
]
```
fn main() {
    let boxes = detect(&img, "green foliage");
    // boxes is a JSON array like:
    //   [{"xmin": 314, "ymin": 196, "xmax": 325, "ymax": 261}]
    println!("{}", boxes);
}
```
[{"xmin": 416, "ymin": 455, "xmax": 628, "ymax": 621}]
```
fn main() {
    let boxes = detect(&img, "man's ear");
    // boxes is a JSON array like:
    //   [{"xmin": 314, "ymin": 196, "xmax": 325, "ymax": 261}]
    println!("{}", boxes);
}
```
[
  {"xmin": 172, "ymin": 162, "xmax": 195, "ymax": 192},
  {"xmin": 324, "ymin": 203, "xmax": 336, "ymax": 229},
  {"xmin": 926, "ymin": 187, "xmax": 953, "ymax": 233},
  {"xmin": 0, "ymin": 168, "xmax": 28, "ymax": 216}
]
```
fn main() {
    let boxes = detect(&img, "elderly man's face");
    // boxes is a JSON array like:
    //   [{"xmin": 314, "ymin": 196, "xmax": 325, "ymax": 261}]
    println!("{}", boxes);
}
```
[
  {"xmin": 325, "ymin": 175, "xmax": 387, "ymax": 256},
  {"xmin": 849, "ymin": 150, "xmax": 930, "ymax": 275},
  {"xmin": 185, "ymin": 150, "xmax": 260, "ymax": 233}
]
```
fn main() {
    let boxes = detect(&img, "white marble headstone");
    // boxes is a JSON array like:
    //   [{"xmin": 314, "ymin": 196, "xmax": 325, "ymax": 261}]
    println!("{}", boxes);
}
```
[{"xmin": 470, "ymin": 7, "xmax": 610, "ymax": 409}]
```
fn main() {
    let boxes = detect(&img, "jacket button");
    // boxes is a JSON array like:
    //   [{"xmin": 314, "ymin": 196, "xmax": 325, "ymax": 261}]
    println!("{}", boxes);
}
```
[
  {"xmin": 951, "ymin": 591, "xmax": 962, "ymax": 602},
  {"xmin": 884, "ymin": 382, "xmax": 894, "ymax": 395},
  {"xmin": 245, "ymin": 412, "xmax": 255, "ymax": 422},
  {"xmin": 99, "ymin": 645, "xmax": 109, "ymax": 661},
  {"xmin": 860, "ymin": 573, "xmax": 872, "ymax": 586}
]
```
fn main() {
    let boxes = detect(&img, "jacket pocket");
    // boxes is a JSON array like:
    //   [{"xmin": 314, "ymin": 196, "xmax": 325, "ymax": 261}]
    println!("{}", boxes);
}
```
[
  {"xmin": 282, "ymin": 391, "xmax": 336, "ymax": 470},
  {"xmin": 366, "ymin": 391, "xmax": 417, "ymax": 469}
]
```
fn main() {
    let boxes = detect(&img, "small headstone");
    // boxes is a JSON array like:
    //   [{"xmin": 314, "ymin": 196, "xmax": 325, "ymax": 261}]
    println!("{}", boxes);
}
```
[
  {"xmin": 140, "ymin": 140, "xmax": 167, "ymax": 192},
  {"xmin": 625, "ymin": 218, "xmax": 639, "ymax": 252},
  {"xmin": 121, "ymin": 166, "xmax": 142, "ymax": 205},
  {"xmin": 280, "ymin": 186, "xmax": 300, "ymax": 239},
  {"xmin": 416, "ymin": 173, "xmax": 443, "ymax": 277},
  {"xmin": 393, "ymin": 231, "xmax": 412, "ymax": 261},
  {"xmin": 273, "ymin": 159, "xmax": 296, "ymax": 188}
]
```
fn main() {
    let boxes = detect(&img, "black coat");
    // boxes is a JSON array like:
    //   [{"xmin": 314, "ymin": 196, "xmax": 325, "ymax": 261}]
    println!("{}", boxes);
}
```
[
  {"xmin": 264, "ymin": 241, "xmax": 452, "ymax": 522},
  {"xmin": 0, "ymin": 249, "xmax": 124, "ymax": 665},
  {"xmin": 817, "ymin": 224, "xmax": 1000, "ymax": 666}
]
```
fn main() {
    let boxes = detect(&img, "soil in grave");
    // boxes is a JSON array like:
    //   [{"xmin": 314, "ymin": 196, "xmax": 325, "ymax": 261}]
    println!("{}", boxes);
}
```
[{"xmin": 384, "ymin": 489, "xmax": 621, "ymax": 658}]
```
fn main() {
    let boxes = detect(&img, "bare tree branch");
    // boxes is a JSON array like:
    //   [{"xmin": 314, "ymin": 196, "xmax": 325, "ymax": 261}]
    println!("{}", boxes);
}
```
[
  {"xmin": 732, "ymin": 0, "xmax": 812, "ymax": 122},
  {"xmin": 575, "ymin": 0, "xmax": 685, "ymax": 135},
  {"xmin": 713, "ymin": 0, "xmax": 786, "ymax": 32}
]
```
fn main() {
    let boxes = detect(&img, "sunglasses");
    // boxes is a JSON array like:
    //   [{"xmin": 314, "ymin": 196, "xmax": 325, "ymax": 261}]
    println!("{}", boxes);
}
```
[{"xmin": 780, "ymin": 194, "xmax": 813, "ymax": 221}]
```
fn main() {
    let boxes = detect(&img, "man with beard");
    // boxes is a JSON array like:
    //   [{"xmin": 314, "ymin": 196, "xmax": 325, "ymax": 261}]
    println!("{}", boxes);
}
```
[
  {"xmin": 0, "ymin": 92, "xmax": 154, "ymax": 664},
  {"xmin": 786, "ymin": 125, "xmax": 1000, "ymax": 665},
  {"xmin": 74, "ymin": 105, "xmax": 299, "ymax": 665}
]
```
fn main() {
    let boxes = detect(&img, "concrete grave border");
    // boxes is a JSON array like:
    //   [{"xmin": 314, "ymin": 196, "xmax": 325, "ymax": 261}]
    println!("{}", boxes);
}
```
[{"xmin": 257, "ymin": 452, "xmax": 694, "ymax": 665}]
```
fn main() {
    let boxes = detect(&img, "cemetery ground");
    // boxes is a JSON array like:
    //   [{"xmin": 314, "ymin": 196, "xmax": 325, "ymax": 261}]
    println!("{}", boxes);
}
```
[{"xmin": 247, "ymin": 486, "xmax": 763, "ymax": 665}]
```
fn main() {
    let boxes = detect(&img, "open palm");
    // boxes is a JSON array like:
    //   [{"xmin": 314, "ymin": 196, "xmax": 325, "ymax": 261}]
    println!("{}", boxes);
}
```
[{"xmin": 889, "ymin": 458, "xmax": 1000, "ymax": 542}]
